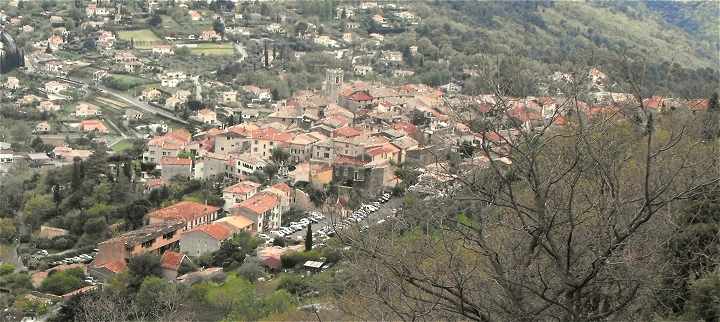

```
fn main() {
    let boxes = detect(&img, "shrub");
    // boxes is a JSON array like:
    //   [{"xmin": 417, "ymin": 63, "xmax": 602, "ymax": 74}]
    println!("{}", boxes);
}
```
[{"xmin": 276, "ymin": 274, "xmax": 314, "ymax": 296}]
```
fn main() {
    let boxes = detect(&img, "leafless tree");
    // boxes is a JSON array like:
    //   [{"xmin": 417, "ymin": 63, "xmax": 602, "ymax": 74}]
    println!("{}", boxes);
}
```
[{"xmin": 333, "ymin": 62, "xmax": 719, "ymax": 321}]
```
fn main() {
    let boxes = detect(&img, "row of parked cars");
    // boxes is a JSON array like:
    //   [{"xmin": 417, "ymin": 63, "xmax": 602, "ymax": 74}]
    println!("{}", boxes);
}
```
[
  {"xmin": 49, "ymin": 250, "xmax": 97, "ymax": 267},
  {"xmin": 319, "ymin": 192, "xmax": 393, "ymax": 235},
  {"xmin": 269, "ymin": 211, "xmax": 326, "ymax": 239}
]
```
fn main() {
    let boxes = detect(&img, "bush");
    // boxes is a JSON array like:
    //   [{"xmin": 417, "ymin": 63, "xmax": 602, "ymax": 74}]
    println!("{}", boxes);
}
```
[
  {"xmin": 276, "ymin": 274, "xmax": 314, "ymax": 296},
  {"xmin": 0, "ymin": 263, "xmax": 15, "ymax": 276},
  {"xmin": 40, "ymin": 268, "xmax": 85, "ymax": 295},
  {"xmin": 280, "ymin": 250, "xmax": 321, "ymax": 269},
  {"xmin": 237, "ymin": 256, "xmax": 265, "ymax": 282}
]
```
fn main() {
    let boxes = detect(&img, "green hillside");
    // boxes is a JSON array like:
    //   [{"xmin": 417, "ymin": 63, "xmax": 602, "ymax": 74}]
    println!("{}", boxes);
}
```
[{"xmin": 400, "ymin": 1, "xmax": 718, "ymax": 97}]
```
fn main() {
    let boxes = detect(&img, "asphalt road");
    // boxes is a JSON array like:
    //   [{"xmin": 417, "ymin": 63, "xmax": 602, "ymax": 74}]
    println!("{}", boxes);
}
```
[{"xmin": 61, "ymin": 76, "xmax": 192, "ymax": 125}]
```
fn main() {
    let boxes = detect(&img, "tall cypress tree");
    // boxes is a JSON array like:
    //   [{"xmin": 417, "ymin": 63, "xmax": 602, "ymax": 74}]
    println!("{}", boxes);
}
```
[{"xmin": 305, "ymin": 222, "xmax": 313, "ymax": 251}]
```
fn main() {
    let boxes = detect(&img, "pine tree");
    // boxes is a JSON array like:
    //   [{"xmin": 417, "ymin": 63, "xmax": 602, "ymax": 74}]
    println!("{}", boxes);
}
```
[
  {"xmin": 264, "ymin": 40, "xmax": 269, "ymax": 68},
  {"xmin": 305, "ymin": 222, "xmax": 313, "ymax": 251},
  {"xmin": 71, "ymin": 158, "xmax": 84, "ymax": 191}
]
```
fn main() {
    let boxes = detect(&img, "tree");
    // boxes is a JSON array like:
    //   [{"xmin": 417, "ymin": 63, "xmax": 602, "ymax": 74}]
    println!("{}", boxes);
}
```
[
  {"xmin": 127, "ymin": 254, "xmax": 162, "ymax": 292},
  {"xmin": 211, "ymin": 231, "xmax": 260, "ymax": 269},
  {"xmin": 213, "ymin": 18, "xmax": 225, "ymax": 35},
  {"xmin": 305, "ymin": 222, "xmax": 313, "ymax": 251},
  {"xmin": 272, "ymin": 236, "xmax": 286, "ymax": 247},
  {"xmin": 336, "ymin": 64, "xmax": 719, "ymax": 321},
  {"xmin": 22, "ymin": 194, "xmax": 55, "ymax": 229},
  {"xmin": 71, "ymin": 157, "xmax": 84, "ymax": 192},
  {"xmin": 685, "ymin": 271, "xmax": 720, "ymax": 321},
  {"xmin": 0, "ymin": 218, "xmax": 16, "ymax": 242},
  {"xmin": 40, "ymin": 268, "xmax": 85, "ymax": 295},
  {"xmin": 270, "ymin": 147, "xmax": 290, "ymax": 164},
  {"xmin": 237, "ymin": 256, "xmax": 265, "ymax": 282},
  {"xmin": 148, "ymin": 14, "xmax": 162, "ymax": 28},
  {"xmin": 702, "ymin": 92, "xmax": 719, "ymax": 140},
  {"xmin": 659, "ymin": 184, "xmax": 720, "ymax": 315}
]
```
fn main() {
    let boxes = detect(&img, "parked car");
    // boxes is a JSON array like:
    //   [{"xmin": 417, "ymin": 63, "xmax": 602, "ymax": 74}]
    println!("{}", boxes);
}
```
[{"xmin": 257, "ymin": 233, "xmax": 270, "ymax": 240}]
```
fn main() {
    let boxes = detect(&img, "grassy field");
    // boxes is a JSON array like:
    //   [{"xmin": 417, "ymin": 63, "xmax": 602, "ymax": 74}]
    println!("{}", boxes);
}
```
[
  {"xmin": 188, "ymin": 43, "xmax": 235, "ymax": 56},
  {"xmin": 104, "ymin": 74, "xmax": 155, "ymax": 91},
  {"xmin": 111, "ymin": 139, "xmax": 133, "ymax": 153},
  {"xmin": 117, "ymin": 29, "xmax": 165, "ymax": 49}
]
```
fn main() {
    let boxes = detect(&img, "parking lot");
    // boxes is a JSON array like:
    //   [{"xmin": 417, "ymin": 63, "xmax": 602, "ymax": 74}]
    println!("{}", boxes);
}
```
[{"xmin": 262, "ymin": 193, "xmax": 402, "ymax": 246}]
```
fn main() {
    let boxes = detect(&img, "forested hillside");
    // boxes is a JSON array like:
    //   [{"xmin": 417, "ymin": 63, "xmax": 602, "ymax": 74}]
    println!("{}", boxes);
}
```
[{"xmin": 402, "ymin": 1, "xmax": 718, "ymax": 97}]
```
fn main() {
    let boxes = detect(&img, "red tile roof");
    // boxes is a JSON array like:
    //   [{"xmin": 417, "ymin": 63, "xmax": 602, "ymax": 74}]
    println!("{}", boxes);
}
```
[
  {"xmin": 366, "ymin": 143, "xmax": 400, "ymax": 157},
  {"xmin": 348, "ymin": 91, "xmax": 374, "ymax": 102},
  {"xmin": 234, "ymin": 192, "xmax": 279, "ymax": 215},
  {"xmin": 271, "ymin": 182, "xmax": 291, "ymax": 194},
  {"xmin": 148, "ymin": 201, "xmax": 219, "ymax": 223},
  {"xmin": 189, "ymin": 223, "xmax": 232, "ymax": 241},
  {"xmin": 392, "ymin": 121, "xmax": 418, "ymax": 136},
  {"xmin": 334, "ymin": 155, "xmax": 369, "ymax": 166},
  {"xmin": 160, "ymin": 157, "xmax": 192, "ymax": 166},
  {"xmin": 223, "ymin": 181, "xmax": 261, "ymax": 194},
  {"xmin": 333, "ymin": 126, "xmax": 362, "ymax": 138},
  {"xmin": 250, "ymin": 127, "xmax": 293, "ymax": 142},
  {"xmin": 688, "ymin": 99, "xmax": 709, "ymax": 111},
  {"xmin": 80, "ymin": 120, "xmax": 108, "ymax": 133},
  {"xmin": 99, "ymin": 260, "xmax": 126, "ymax": 273},
  {"xmin": 160, "ymin": 251, "xmax": 186, "ymax": 271},
  {"xmin": 643, "ymin": 96, "xmax": 665, "ymax": 109}
]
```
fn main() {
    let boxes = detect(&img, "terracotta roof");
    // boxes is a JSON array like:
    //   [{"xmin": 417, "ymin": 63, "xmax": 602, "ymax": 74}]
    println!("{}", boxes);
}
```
[
  {"xmin": 333, "ymin": 126, "xmax": 362, "ymax": 138},
  {"xmin": 80, "ymin": 120, "xmax": 108, "ymax": 132},
  {"xmin": 348, "ymin": 91, "xmax": 374, "ymax": 102},
  {"xmin": 223, "ymin": 181, "xmax": 261, "ymax": 194},
  {"xmin": 148, "ymin": 129, "xmax": 191, "ymax": 149},
  {"xmin": 160, "ymin": 251, "xmax": 186, "ymax": 271},
  {"xmin": 392, "ymin": 121, "xmax": 418, "ymax": 136},
  {"xmin": 366, "ymin": 143, "xmax": 400, "ymax": 157},
  {"xmin": 270, "ymin": 182, "xmax": 291, "ymax": 194},
  {"xmin": 688, "ymin": 99, "xmax": 709, "ymax": 111},
  {"xmin": 334, "ymin": 155, "xmax": 369, "ymax": 166},
  {"xmin": 188, "ymin": 223, "xmax": 232, "ymax": 241},
  {"xmin": 234, "ymin": 192, "xmax": 279, "ymax": 216},
  {"xmin": 148, "ymin": 201, "xmax": 220, "ymax": 223},
  {"xmin": 250, "ymin": 127, "xmax": 293, "ymax": 142},
  {"xmin": 99, "ymin": 260, "xmax": 126, "ymax": 273},
  {"xmin": 160, "ymin": 157, "xmax": 192, "ymax": 166},
  {"xmin": 216, "ymin": 215, "xmax": 255, "ymax": 231},
  {"xmin": 643, "ymin": 96, "xmax": 665, "ymax": 109}
]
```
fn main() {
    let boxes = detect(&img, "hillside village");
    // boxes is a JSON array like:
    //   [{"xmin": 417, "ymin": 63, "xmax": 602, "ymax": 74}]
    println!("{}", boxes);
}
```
[{"xmin": 0, "ymin": 0, "xmax": 717, "ymax": 321}]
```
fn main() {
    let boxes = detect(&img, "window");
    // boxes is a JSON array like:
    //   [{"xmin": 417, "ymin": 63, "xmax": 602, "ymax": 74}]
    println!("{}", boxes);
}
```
[
  {"xmin": 324, "ymin": 153, "xmax": 330, "ymax": 158},
  {"xmin": 163, "ymin": 231, "xmax": 175, "ymax": 239},
  {"xmin": 142, "ymin": 240, "xmax": 153, "ymax": 248},
  {"xmin": 269, "ymin": 141, "xmax": 274, "ymax": 146}
]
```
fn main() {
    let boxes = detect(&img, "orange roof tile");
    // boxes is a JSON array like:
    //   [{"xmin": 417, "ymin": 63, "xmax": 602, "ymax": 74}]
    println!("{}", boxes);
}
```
[
  {"xmin": 234, "ymin": 192, "xmax": 279, "ymax": 215},
  {"xmin": 148, "ymin": 201, "xmax": 219, "ymax": 223},
  {"xmin": 224, "ymin": 181, "xmax": 261, "ymax": 194},
  {"xmin": 333, "ymin": 126, "xmax": 362, "ymax": 138},
  {"xmin": 160, "ymin": 251, "xmax": 186, "ymax": 271},
  {"xmin": 217, "ymin": 215, "xmax": 255, "ymax": 231},
  {"xmin": 271, "ymin": 183, "xmax": 291, "ymax": 194},
  {"xmin": 160, "ymin": 157, "xmax": 192, "ymax": 166},
  {"xmin": 189, "ymin": 223, "xmax": 233, "ymax": 241}
]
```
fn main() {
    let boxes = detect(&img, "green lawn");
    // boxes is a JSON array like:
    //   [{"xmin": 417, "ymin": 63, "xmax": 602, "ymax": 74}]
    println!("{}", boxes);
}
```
[
  {"xmin": 188, "ymin": 43, "xmax": 235, "ymax": 56},
  {"xmin": 104, "ymin": 74, "xmax": 154, "ymax": 91},
  {"xmin": 111, "ymin": 139, "xmax": 133, "ymax": 153},
  {"xmin": 117, "ymin": 29, "xmax": 165, "ymax": 49}
]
